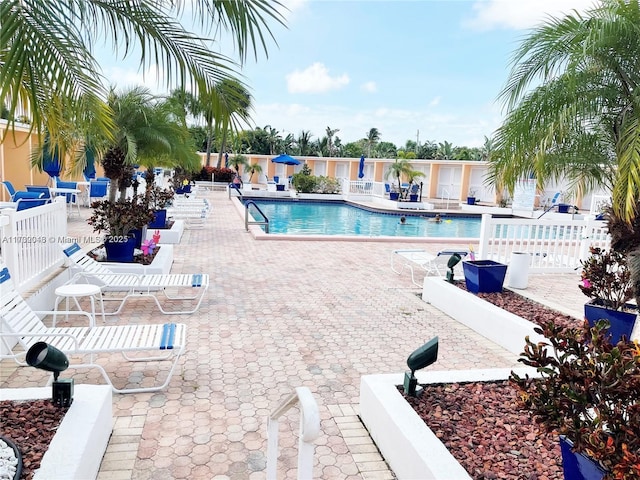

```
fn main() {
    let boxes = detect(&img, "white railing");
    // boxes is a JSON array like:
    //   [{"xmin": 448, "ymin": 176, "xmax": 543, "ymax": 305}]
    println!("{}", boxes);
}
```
[
  {"xmin": 0, "ymin": 198, "xmax": 67, "ymax": 292},
  {"xmin": 478, "ymin": 214, "xmax": 610, "ymax": 273},
  {"xmin": 266, "ymin": 387, "xmax": 320, "ymax": 480}
]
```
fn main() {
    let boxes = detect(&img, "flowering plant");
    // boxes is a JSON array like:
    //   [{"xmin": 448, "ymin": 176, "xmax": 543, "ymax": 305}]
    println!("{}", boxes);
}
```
[
  {"xmin": 578, "ymin": 246, "xmax": 633, "ymax": 311},
  {"xmin": 511, "ymin": 320, "xmax": 640, "ymax": 479}
]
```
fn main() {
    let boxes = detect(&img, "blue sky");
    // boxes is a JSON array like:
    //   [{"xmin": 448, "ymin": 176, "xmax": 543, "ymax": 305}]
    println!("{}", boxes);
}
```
[{"xmin": 101, "ymin": 0, "xmax": 597, "ymax": 149}]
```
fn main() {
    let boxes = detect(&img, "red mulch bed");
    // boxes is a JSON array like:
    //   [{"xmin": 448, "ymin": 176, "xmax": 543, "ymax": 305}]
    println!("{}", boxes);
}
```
[
  {"xmin": 0, "ymin": 399, "xmax": 68, "ymax": 479},
  {"xmin": 402, "ymin": 283, "xmax": 586, "ymax": 479}
]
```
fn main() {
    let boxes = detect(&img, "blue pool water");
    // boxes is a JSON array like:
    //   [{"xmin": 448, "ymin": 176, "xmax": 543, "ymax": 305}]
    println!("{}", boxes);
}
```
[{"xmin": 245, "ymin": 200, "xmax": 481, "ymax": 238}]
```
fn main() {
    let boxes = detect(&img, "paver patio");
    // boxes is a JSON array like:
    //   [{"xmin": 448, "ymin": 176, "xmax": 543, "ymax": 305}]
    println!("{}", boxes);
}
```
[{"xmin": 0, "ymin": 190, "xmax": 586, "ymax": 479}]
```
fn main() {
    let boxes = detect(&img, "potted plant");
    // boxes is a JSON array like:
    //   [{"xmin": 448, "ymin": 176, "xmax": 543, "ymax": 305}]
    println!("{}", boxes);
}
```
[
  {"xmin": 144, "ymin": 173, "xmax": 175, "ymax": 229},
  {"xmin": 462, "ymin": 259, "xmax": 508, "ymax": 294},
  {"xmin": 389, "ymin": 185, "xmax": 400, "ymax": 201},
  {"xmin": 578, "ymin": 246, "xmax": 636, "ymax": 344},
  {"xmin": 467, "ymin": 189, "xmax": 477, "ymax": 205},
  {"xmin": 406, "ymin": 170, "xmax": 424, "ymax": 202},
  {"xmin": 510, "ymin": 320, "xmax": 640, "ymax": 479},
  {"xmin": 87, "ymin": 195, "xmax": 155, "ymax": 262}
]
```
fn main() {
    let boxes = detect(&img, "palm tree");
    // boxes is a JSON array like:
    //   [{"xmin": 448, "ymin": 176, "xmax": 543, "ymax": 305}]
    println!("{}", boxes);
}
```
[
  {"xmin": 297, "ymin": 130, "xmax": 313, "ymax": 156},
  {"xmin": 436, "ymin": 141, "xmax": 454, "ymax": 160},
  {"xmin": 211, "ymin": 79, "xmax": 253, "ymax": 168},
  {"xmin": 385, "ymin": 158, "xmax": 414, "ymax": 194},
  {"xmin": 264, "ymin": 125, "xmax": 280, "ymax": 155},
  {"xmin": 364, "ymin": 128, "xmax": 381, "ymax": 157},
  {"xmin": 245, "ymin": 162, "xmax": 263, "ymax": 184},
  {"xmin": 1, "ymin": 0, "xmax": 284, "ymax": 169},
  {"xmin": 488, "ymin": 0, "xmax": 640, "ymax": 304},
  {"xmin": 101, "ymin": 87, "xmax": 199, "ymax": 202},
  {"xmin": 326, "ymin": 127, "xmax": 340, "ymax": 157}
]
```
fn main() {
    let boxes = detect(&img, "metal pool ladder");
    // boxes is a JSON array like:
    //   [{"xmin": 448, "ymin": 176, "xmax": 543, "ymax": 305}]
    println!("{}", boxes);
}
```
[{"xmin": 245, "ymin": 200, "xmax": 269, "ymax": 233}]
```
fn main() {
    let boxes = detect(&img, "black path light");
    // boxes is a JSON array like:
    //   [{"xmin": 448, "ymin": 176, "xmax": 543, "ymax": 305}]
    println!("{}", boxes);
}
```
[
  {"xmin": 445, "ymin": 253, "xmax": 462, "ymax": 283},
  {"xmin": 404, "ymin": 337, "xmax": 439, "ymax": 397},
  {"xmin": 26, "ymin": 342, "xmax": 73, "ymax": 407}
]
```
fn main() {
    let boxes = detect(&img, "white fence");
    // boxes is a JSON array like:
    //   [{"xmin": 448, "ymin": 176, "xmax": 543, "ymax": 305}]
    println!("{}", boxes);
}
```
[
  {"xmin": 477, "ymin": 214, "xmax": 610, "ymax": 273},
  {"xmin": 0, "ymin": 199, "xmax": 68, "ymax": 292}
]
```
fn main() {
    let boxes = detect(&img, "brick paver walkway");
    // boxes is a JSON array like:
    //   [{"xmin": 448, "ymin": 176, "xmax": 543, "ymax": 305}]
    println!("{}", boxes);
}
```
[{"xmin": 0, "ymin": 190, "xmax": 586, "ymax": 479}]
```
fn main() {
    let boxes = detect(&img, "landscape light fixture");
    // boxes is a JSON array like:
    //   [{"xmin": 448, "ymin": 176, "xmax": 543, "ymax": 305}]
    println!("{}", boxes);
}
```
[
  {"xmin": 26, "ymin": 342, "xmax": 73, "ymax": 407},
  {"xmin": 445, "ymin": 253, "xmax": 462, "ymax": 284},
  {"xmin": 403, "ymin": 336, "xmax": 439, "ymax": 397}
]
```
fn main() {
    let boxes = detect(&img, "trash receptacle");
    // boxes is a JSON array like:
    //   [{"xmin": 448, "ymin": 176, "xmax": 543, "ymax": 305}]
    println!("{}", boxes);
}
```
[{"xmin": 508, "ymin": 252, "xmax": 530, "ymax": 289}]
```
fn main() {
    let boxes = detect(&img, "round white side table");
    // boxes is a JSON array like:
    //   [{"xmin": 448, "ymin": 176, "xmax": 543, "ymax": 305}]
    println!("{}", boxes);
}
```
[{"xmin": 54, "ymin": 284, "xmax": 105, "ymax": 327}]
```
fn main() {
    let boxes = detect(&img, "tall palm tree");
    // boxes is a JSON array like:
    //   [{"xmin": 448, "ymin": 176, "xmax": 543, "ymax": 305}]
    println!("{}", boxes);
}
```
[
  {"xmin": 326, "ymin": 127, "xmax": 340, "ymax": 157},
  {"xmin": 263, "ymin": 125, "xmax": 281, "ymax": 155},
  {"xmin": 364, "ymin": 128, "xmax": 380, "ymax": 157},
  {"xmin": 1, "ymin": 0, "xmax": 284, "ymax": 169},
  {"xmin": 297, "ymin": 130, "xmax": 313, "ymax": 156},
  {"xmin": 488, "ymin": 0, "xmax": 640, "ymax": 304},
  {"xmin": 211, "ymin": 79, "xmax": 253, "ymax": 167}
]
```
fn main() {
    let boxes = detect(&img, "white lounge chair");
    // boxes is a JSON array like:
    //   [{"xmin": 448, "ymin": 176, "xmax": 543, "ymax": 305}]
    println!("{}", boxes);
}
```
[
  {"xmin": 391, "ymin": 248, "xmax": 469, "ymax": 286},
  {"xmin": 0, "ymin": 264, "xmax": 186, "ymax": 393},
  {"xmin": 62, "ymin": 243, "xmax": 209, "ymax": 315}
]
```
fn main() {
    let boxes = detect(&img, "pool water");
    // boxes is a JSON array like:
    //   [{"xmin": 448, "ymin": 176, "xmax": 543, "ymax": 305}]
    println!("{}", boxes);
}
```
[{"xmin": 246, "ymin": 200, "xmax": 481, "ymax": 238}]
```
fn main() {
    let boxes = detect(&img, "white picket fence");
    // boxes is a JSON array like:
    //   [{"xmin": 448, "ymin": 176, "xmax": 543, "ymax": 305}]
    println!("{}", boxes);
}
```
[
  {"xmin": 477, "ymin": 214, "xmax": 610, "ymax": 273},
  {"xmin": 0, "ymin": 198, "xmax": 68, "ymax": 292}
]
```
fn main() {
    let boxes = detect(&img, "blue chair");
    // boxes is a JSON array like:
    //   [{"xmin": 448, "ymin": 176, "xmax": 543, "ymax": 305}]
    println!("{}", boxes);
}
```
[
  {"xmin": 25, "ymin": 185, "xmax": 52, "ymax": 203},
  {"xmin": 13, "ymin": 191, "xmax": 47, "ymax": 211},
  {"xmin": 53, "ymin": 180, "xmax": 80, "ymax": 215},
  {"xmin": 89, "ymin": 181, "xmax": 109, "ymax": 202},
  {"xmin": 2, "ymin": 181, "xmax": 17, "ymax": 201}
]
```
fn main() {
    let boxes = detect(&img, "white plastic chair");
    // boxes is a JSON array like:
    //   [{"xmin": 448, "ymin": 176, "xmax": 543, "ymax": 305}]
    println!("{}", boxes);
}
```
[{"xmin": 391, "ymin": 248, "xmax": 469, "ymax": 286}]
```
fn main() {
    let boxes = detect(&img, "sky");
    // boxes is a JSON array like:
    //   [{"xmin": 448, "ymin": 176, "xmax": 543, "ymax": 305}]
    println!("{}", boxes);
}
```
[{"xmin": 100, "ymin": 0, "xmax": 598, "ymax": 150}]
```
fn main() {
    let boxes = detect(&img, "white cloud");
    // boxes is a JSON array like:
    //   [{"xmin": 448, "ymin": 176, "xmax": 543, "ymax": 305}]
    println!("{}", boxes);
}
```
[
  {"xmin": 428, "ymin": 96, "xmax": 441, "ymax": 107},
  {"xmin": 465, "ymin": 0, "xmax": 597, "ymax": 31},
  {"xmin": 286, "ymin": 63, "xmax": 350, "ymax": 94},
  {"xmin": 361, "ymin": 81, "xmax": 377, "ymax": 93}
]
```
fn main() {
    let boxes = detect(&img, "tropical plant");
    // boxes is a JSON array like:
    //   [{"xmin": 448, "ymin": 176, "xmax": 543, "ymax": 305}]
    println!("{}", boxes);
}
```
[
  {"xmin": 488, "ymin": 0, "xmax": 640, "ymax": 311},
  {"xmin": 100, "ymin": 87, "xmax": 200, "ymax": 201},
  {"xmin": 385, "ymin": 158, "xmax": 414, "ymax": 194},
  {"xmin": 326, "ymin": 126, "xmax": 340, "ymax": 157},
  {"xmin": 245, "ymin": 162, "xmax": 263, "ymax": 183},
  {"xmin": 579, "ymin": 246, "xmax": 634, "ymax": 312},
  {"xmin": 364, "ymin": 128, "xmax": 380, "ymax": 157},
  {"xmin": 1, "ymin": 0, "xmax": 284, "ymax": 169},
  {"xmin": 297, "ymin": 130, "xmax": 313, "ymax": 156},
  {"xmin": 88, "ymin": 196, "xmax": 154, "ymax": 238},
  {"xmin": 510, "ymin": 320, "xmax": 640, "ymax": 479},
  {"xmin": 227, "ymin": 154, "xmax": 248, "ymax": 175}
]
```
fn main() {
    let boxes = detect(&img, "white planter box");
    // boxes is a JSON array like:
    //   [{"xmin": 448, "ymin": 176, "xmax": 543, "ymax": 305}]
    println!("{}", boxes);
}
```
[
  {"xmin": 360, "ymin": 368, "xmax": 536, "ymax": 480},
  {"xmin": 0, "ymin": 385, "xmax": 112, "ymax": 480},
  {"xmin": 145, "ymin": 219, "xmax": 184, "ymax": 244},
  {"xmin": 421, "ymin": 277, "xmax": 546, "ymax": 355},
  {"xmin": 103, "ymin": 244, "xmax": 174, "ymax": 275}
]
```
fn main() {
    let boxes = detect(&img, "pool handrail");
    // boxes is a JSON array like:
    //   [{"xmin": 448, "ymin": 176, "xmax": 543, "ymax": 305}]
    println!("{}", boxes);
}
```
[{"xmin": 245, "ymin": 200, "xmax": 269, "ymax": 233}]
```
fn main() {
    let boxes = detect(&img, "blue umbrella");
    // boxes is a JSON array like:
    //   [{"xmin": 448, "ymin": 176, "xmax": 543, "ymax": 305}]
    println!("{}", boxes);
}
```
[
  {"xmin": 271, "ymin": 154, "xmax": 301, "ymax": 165},
  {"xmin": 358, "ymin": 155, "xmax": 365, "ymax": 179},
  {"xmin": 83, "ymin": 147, "xmax": 96, "ymax": 179},
  {"xmin": 224, "ymin": 152, "xmax": 229, "ymax": 168},
  {"xmin": 42, "ymin": 145, "xmax": 61, "ymax": 179}
]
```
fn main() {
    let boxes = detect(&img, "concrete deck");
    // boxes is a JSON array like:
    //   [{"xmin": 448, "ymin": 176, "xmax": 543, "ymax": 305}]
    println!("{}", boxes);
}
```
[{"xmin": 0, "ymin": 190, "xmax": 586, "ymax": 479}]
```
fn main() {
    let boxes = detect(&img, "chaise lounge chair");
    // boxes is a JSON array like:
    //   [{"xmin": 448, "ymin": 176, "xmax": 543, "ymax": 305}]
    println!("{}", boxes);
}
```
[
  {"xmin": 61, "ymin": 243, "xmax": 209, "ymax": 315},
  {"xmin": 391, "ymin": 248, "xmax": 469, "ymax": 286},
  {"xmin": 0, "ymin": 264, "xmax": 186, "ymax": 393}
]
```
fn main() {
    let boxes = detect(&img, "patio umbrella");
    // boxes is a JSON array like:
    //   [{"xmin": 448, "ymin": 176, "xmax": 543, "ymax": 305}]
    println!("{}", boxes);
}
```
[
  {"xmin": 224, "ymin": 152, "xmax": 229, "ymax": 168},
  {"xmin": 271, "ymin": 154, "xmax": 301, "ymax": 165},
  {"xmin": 358, "ymin": 155, "xmax": 365, "ymax": 179},
  {"xmin": 83, "ymin": 147, "xmax": 97, "ymax": 179},
  {"xmin": 42, "ymin": 145, "xmax": 61, "ymax": 179}
]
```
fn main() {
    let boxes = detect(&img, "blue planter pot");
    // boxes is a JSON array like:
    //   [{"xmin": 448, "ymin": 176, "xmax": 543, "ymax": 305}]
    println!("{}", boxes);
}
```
[
  {"xmin": 409, "ymin": 194, "xmax": 419, "ymax": 202},
  {"xmin": 462, "ymin": 260, "xmax": 508, "ymax": 294},
  {"xmin": 104, "ymin": 237, "xmax": 136, "ymax": 263},
  {"xmin": 148, "ymin": 209, "xmax": 167, "ymax": 229},
  {"xmin": 467, "ymin": 197, "xmax": 476, "ymax": 205},
  {"xmin": 560, "ymin": 436, "xmax": 607, "ymax": 480},
  {"xmin": 558, "ymin": 203, "xmax": 571, "ymax": 213},
  {"xmin": 389, "ymin": 192, "xmax": 400, "ymax": 201},
  {"xmin": 584, "ymin": 300, "xmax": 637, "ymax": 344}
]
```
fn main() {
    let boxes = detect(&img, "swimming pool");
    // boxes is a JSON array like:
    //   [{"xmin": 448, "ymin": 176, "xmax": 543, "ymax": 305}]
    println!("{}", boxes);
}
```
[{"xmin": 245, "ymin": 199, "xmax": 481, "ymax": 238}]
